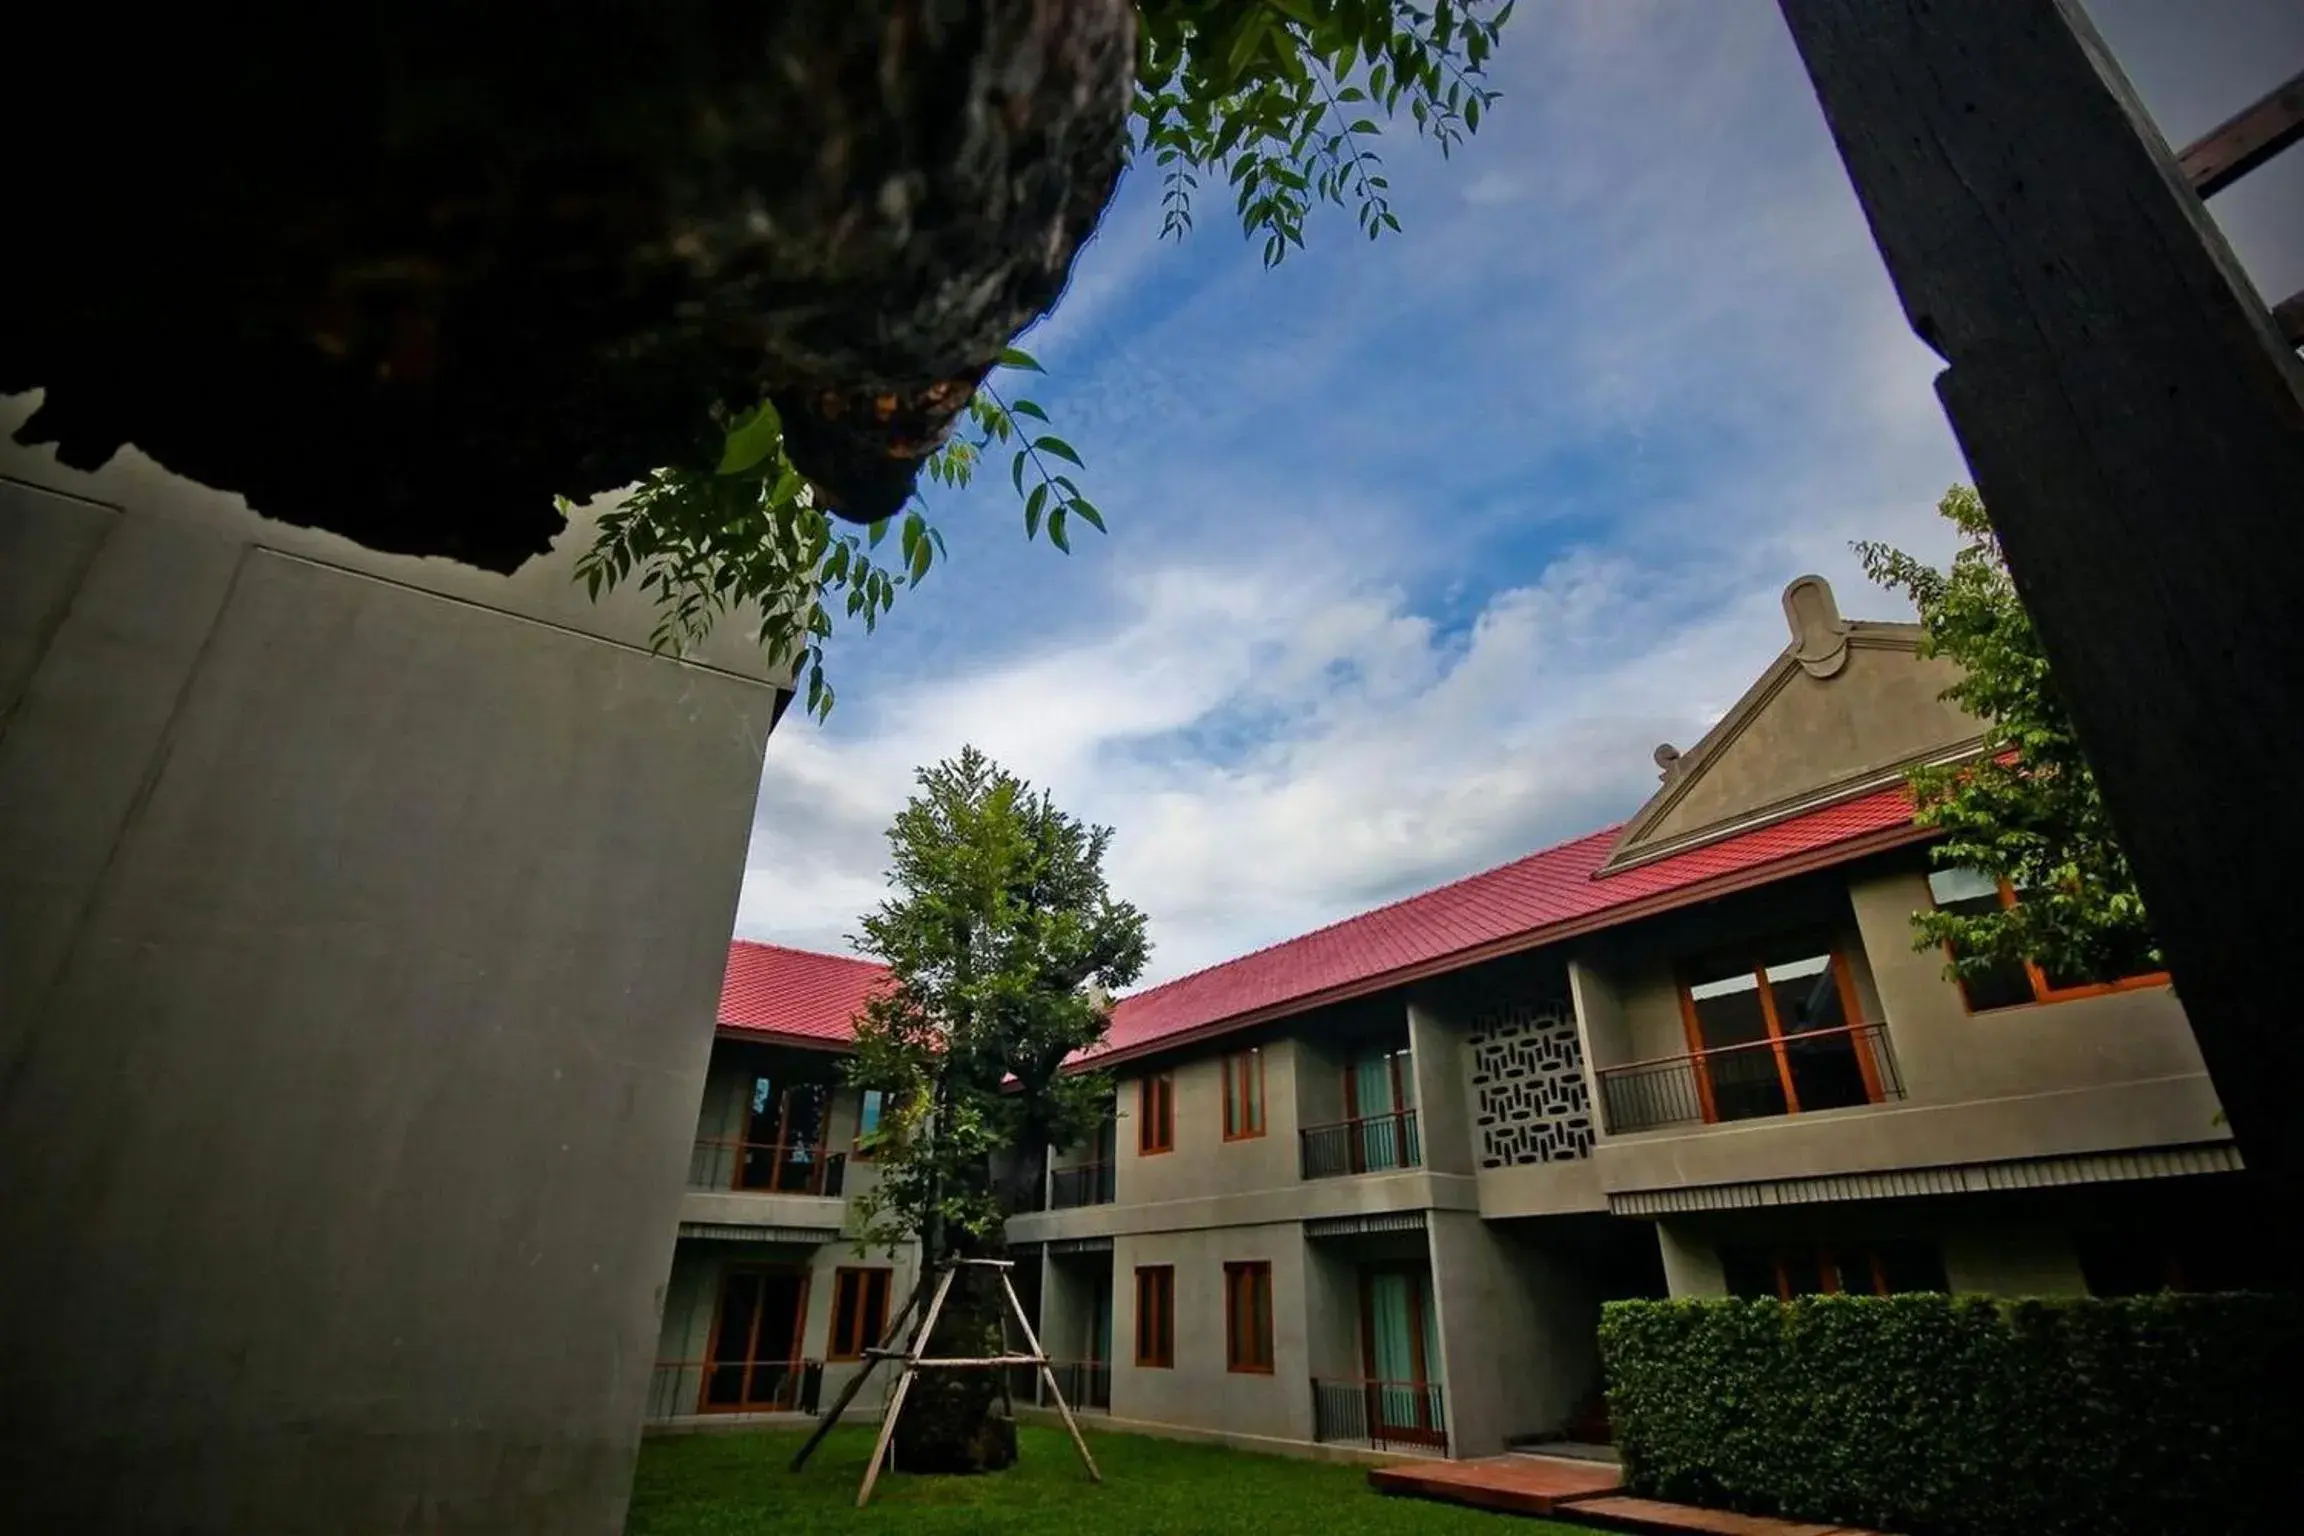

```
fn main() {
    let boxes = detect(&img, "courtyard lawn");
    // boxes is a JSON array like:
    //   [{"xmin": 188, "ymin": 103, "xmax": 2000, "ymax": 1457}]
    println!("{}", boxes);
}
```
[{"xmin": 628, "ymin": 1424, "xmax": 1586, "ymax": 1536}]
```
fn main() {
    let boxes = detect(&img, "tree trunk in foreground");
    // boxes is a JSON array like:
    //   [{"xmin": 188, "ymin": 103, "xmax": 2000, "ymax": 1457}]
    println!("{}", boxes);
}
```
[{"xmin": 892, "ymin": 1231, "xmax": 1019, "ymax": 1474}]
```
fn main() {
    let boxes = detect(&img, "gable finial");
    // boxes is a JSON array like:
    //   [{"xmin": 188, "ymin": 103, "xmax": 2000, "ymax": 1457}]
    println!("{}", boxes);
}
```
[
  {"xmin": 1782, "ymin": 574, "xmax": 1851, "ymax": 678},
  {"xmin": 1653, "ymin": 742, "xmax": 1682, "ymax": 781}
]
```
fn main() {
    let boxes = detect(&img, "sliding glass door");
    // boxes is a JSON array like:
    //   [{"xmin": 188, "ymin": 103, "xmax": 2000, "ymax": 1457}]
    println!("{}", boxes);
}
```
[
  {"xmin": 1359, "ymin": 1264, "xmax": 1444, "ymax": 1446},
  {"xmin": 1343, "ymin": 1046, "xmax": 1418, "ymax": 1172},
  {"xmin": 702, "ymin": 1266, "xmax": 809, "ymax": 1411}
]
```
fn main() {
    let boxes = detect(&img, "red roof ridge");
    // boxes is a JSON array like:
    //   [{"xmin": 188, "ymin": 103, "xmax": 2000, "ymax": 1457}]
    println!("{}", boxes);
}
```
[{"xmin": 726, "ymin": 936, "xmax": 886, "ymax": 972}]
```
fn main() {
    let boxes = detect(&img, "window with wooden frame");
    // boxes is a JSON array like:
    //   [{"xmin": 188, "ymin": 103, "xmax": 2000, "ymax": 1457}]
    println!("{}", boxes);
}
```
[
  {"xmin": 734, "ymin": 1073, "xmax": 837, "ymax": 1193},
  {"xmin": 1222, "ymin": 1048, "xmax": 1266, "ymax": 1141},
  {"xmin": 1133, "ymin": 1265, "xmax": 1175, "ymax": 1367},
  {"xmin": 1719, "ymin": 1240, "xmax": 1946, "ymax": 1300},
  {"xmin": 1677, "ymin": 939, "xmax": 1883, "ymax": 1124},
  {"xmin": 1137, "ymin": 1073, "xmax": 1175, "ymax": 1154},
  {"xmin": 1926, "ymin": 869, "xmax": 2170, "ymax": 1012},
  {"xmin": 851, "ymin": 1088, "xmax": 885, "ymax": 1159},
  {"xmin": 1223, "ymin": 1261, "xmax": 1275, "ymax": 1372},
  {"xmin": 828, "ymin": 1267, "xmax": 892, "ymax": 1361}
]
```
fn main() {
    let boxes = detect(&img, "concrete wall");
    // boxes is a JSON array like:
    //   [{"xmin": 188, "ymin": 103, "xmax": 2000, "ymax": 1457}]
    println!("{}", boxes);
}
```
[
  {"xmin": 1117, "ymin": 1035, "xmax": 1304, "ymax": 1207},
  {"xmin": 0, "ymin": 407, "xmax": 788, "ymax": 1533},
  {"xmin": 1110, "ymin": 1223, "xmax": 1313, "ymax": 1448},
  {"xmin": 1637, "ymin": 636, "xmax": 1972, "ymax": 852},
  {"xmin": 1427, "ymin": 1213, "xmax": 1599, "ymax": 1456}
]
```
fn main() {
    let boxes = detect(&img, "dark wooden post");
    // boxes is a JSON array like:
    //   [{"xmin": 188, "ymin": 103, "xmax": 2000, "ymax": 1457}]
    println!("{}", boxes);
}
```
[{"xmin": 1775, "ymin": 0, "xmax": 2304, "ymax": 1226}]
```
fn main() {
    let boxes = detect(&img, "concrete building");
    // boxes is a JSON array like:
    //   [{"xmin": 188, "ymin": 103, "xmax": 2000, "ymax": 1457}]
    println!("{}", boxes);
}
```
[
  {"xmin": 1, "ymin": 398, "xmax": 793, "ymax": 1533},
  {"xmin": 696, "ymin": 573, "xmax": 2259, "ymax": 1465}
]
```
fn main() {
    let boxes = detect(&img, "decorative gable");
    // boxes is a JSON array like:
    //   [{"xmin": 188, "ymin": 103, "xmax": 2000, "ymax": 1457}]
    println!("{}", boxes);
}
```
[{"xmin": 1603, "ymin": 575, "xmax": 1980, "ymax": 873}]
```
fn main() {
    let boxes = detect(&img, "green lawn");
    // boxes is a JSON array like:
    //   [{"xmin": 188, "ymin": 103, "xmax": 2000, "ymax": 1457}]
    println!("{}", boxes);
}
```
[{"xmin": 628, "ymin": 1424, "xmax": 1586, "ymax": 1535}]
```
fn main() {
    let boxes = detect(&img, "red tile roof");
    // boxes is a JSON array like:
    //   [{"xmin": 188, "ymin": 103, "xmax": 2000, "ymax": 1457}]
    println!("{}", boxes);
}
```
[
  {"xmin": 717, "ymin": 940, "xmax": 889, "ymax": 1047},
  {"xmin": 717, "ymin": 783, "xmax": 1927, "ymax": 1061},
  {"xmin": 1090, "ymin": 781, "xmax": 1926, "ymax": 1062}
]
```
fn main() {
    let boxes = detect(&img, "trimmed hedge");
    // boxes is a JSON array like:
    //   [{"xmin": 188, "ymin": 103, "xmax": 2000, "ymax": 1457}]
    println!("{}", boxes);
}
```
[{"xmin": 1598, "ymin": 1293, "xmax": 2296, "ymax": 1536}]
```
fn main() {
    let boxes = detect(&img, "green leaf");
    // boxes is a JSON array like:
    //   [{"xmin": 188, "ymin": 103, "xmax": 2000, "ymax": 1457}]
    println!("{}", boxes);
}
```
[
  {"xmin": 1010, "ymin": 399, "xmax": 1050, "ymax": 423},
  {"xmin": 1032, "ymin": 436, "xmax": 1086, "ymax": 469},
  {"xmin": 1025, "ymin": 481, "xmax": 1050, "ymax": 538},
  {"xmin": 1072, "ymin": 499, "xmax": 1107, "ymax": 535},
  {"xmin": 1049, "ymin": 507, "xmax": 1071, "ymax": 553},
  {"xmin": 997, "ymin": 346, "xmax": 1045, "ymax": 373},
  {"xmin": 717, "ymin": 399, "xmax": 784, "ymax": 476},
  {"xmin": 869, "ymin": 516, "xmax": 892, "ymax": 550}
]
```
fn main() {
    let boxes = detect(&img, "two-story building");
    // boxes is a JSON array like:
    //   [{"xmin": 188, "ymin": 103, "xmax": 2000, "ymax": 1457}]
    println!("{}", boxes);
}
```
[
  {"xmin": 660, "ymin": 575, "xmax": 2260, "ymax": 1460},
  {"xmin": 645, "ymin": 944, "xmax": 922, "ymax": 1430}
]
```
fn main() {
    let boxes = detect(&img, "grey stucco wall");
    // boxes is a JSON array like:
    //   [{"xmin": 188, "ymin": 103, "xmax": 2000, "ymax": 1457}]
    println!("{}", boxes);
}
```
[
  {"xmin": 1426, "ymin": 1213, "xmax": 1598, "ymax": 1456},
  {"xmin": 0, "ymin": 415, "xmax": 787, "ymax": 1534},
  {"xmin": 1110, "ymin": 1223, "xmax": 1313, "ymax": 1447}
]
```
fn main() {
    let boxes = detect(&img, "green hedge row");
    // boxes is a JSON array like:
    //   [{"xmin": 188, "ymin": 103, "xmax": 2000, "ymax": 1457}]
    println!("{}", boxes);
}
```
[{"xmin": 1598, "ymin": 1293, "xmax": 2295, "ymax": 1536}]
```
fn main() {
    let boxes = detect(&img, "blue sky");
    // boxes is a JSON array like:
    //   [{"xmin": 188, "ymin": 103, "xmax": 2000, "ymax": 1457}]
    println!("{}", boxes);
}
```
[{"xmin": 735, "ymin": 0, "xmax": 2304, "ymax": 987}]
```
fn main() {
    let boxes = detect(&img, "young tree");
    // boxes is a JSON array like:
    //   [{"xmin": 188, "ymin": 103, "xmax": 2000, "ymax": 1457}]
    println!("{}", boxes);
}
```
[
  {"xmin": 845, "ymin": 746, "xmax": 1149, "ymax": 1473},
  {"xmin": 1856, "ymin": 484, "xmax": 2159, "ymax": 988},
  {"xmin": 579, "ymin": 1, "xmax": 1516, "ymax": 719}
]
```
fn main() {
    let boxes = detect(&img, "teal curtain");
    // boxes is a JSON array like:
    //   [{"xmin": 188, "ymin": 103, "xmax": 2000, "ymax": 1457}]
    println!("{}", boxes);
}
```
[
  {"xmin": 1353, "ymin": 1050, "xmax": 1413, "ymax": 1170},
  {"xmin": 1365, "ymin": 1269, "xmax": 1435, "ymax": 1433}
]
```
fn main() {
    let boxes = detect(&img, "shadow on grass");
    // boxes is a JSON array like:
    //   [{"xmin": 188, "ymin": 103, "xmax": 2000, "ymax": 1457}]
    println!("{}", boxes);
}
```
[{"xmin": 628, "ymin": 1424, "xmax": 1584, "ymax": 1535}]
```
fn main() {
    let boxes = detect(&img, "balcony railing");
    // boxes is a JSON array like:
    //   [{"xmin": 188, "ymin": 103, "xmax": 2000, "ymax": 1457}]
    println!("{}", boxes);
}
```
[
  {"xmin": 687, "ymin": 1137, "xmax": 847, "ymax": 1197},
  {"xmin": 1595, "ymin": 1021, "xmax": 1904, "ymax": 1134},
  {"xmin": 644, "ymin": 1357, "xmax": 822, "ymax": 1422},
  {"xmin": 1300, "ymin": 1109, "xmax": 1422, "ymax": 1179},
  {"xmin": 1310, "ymin": 1377, "xmax": 1447, "ymax": 1451},
  {"xmin": 1048, "ymin": 1161, "xmax": 1116, "ymax": 1209}
]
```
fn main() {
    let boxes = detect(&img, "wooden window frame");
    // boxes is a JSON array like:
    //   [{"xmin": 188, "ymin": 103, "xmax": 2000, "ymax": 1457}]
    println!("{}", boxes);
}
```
[
  {"xmin": 850, "ymin": 1088, "xmax": 884, "ymax": 1160},
  {"xmin": 1675, "ymin": 943, "xmax": 1881, "ymax": 1125},
  {"xmin": 1223, "ymin": 1261, "xmax": 1275, "ymax": 1373},
  {"xmin": 1137, "ymin": 1073, "xmax": 1175, "ymax": 1155},
  {"xmin": 1222, "ymin": 1048, "xmax": 1266, "ymax": 1141},
  {"xmin": 737, "ymin": 1074, "xmax": 836, "ymax": 1194},
  {"xmin": 1935, "ymin": 877, "xmax": 2172, "ymax": 1013},
  {"xmin": 1133, "ymin": 1264, "xmax": 1175, "ymax": 1368},
  {"xmin": 1737, "ymin": 1243, "xmax": 1938, "ymax": 1301},
  {"xmin": 827, "ymin": 1266, "xmax": 892, "ymax": 1362},
  {"xmin": 697, "ymin": 1263, "xmax": 811, "ymax": 1414}
]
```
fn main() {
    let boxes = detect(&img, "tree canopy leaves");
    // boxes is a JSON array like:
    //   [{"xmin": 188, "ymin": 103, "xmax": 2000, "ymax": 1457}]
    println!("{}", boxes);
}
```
[
  {"xmin": 576, "ymin": 2, "xmax": 1514, "ymax": 718},
  {"xmin": 844, "ymin": 747, "xmax": 1149, "ymax": 1256},
  {"xmin": 1856, "ymin": 486, "xmax": 2159, "ymax": 986}
]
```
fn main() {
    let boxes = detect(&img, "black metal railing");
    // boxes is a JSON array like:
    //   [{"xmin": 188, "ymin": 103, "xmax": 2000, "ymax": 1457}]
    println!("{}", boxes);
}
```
[
  {"xmin": 1049, "ymin": 1161, "xmax": 1116, "ymax": 1209},
  {"xmin": 687, "ymin": 1138, "xmax": 847, "ymax": 1197},
  {"xmin": 644, "ymin": 1357, "xmax": 822, "ymax": 1422},
  {"xmin": 1310, "ymin": 1377, "xmax": 1447, "ymax": 1451},
  {"xmin": 1595, "ymin": 1021, "xmax": 1904, "ymax": 1134},
  {"xmin": 1299, "ymin": 1109, "xmax": 1422, "ymax": 1179}
]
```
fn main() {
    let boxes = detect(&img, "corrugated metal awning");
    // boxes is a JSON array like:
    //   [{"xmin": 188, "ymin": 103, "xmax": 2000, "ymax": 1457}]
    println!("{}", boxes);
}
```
[
  {"xmin": 677, "ymin": 1221, "xmax": 843, "ymax": 1244},
  {"xmin": 1303, "ymin": 1211, "xmax": 1428, "ymax": 1240},
  {"xmin": 1607, "ymin": 1142, "xmax": 2244, "ymax": 1217}
]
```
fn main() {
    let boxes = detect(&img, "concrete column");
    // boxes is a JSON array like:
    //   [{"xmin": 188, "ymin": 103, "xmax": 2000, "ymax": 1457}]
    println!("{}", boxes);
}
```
[{"xmin": 1656, "ymin": 1222, "xmax": 1729, "ymax": 1298}]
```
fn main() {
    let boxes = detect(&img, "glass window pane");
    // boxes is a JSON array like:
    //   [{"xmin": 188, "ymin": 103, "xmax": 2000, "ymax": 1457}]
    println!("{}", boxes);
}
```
[
  {"xmin": 1687, "ymin": 969, "xmax": 1784, "ymax": 1122},
  {"xmin": 1769, "ymin": 955, "xmax": 1871, "ymax": 1111},
  {"xmin": 857, "ymin": 1089, "xmax": 882, "ymax": 1139},
  {"xmin": 1928, "ymin": 867, "xmax": 2001, "ymax": 904}
]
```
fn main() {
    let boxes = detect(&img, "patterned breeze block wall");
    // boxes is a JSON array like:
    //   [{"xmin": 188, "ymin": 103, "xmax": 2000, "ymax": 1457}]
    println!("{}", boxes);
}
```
[{"xmin": 1466, "ymin": 1001, "xmax": 1594, "ymax": 1168}]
